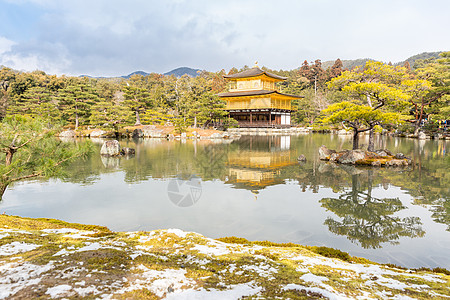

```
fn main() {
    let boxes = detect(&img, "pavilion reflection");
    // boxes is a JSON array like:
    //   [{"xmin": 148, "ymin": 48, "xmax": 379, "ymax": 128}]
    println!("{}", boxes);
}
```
[{"xmin": 225, "ymin": 136, "xmax": 297, "ymax": 190}]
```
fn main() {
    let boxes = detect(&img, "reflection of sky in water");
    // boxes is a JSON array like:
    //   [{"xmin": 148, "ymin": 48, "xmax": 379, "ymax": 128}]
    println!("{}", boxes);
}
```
[{"xmin": 1, "ymin": 134, "xmax": 449, "ymax": 269}]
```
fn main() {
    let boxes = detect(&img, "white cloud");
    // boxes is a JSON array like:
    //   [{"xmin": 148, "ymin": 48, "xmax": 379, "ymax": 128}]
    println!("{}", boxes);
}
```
[
  {"xmin": 1, "ymin": 0, "xmax": 449, "ymax": 75},
  {"xmin": 0, "ymin": 36, "xmax": 16, "ymax": 55}
]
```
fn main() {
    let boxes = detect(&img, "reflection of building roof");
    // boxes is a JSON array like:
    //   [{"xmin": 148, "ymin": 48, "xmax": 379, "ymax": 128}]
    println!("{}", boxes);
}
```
[
  {"xmin": 226, "ymin": 167, "xmax": 285, "ymax": 190},
  {"xmin": 227, "ymin": 151, "xmax": 296, "ymax": 170},
  {"xmin": 224, "ymin": 67, "xmax": 287, "ymax": 80},
  {"xmin": 217, "ymin": 90, "xmax": 302, "ymax": 98}
]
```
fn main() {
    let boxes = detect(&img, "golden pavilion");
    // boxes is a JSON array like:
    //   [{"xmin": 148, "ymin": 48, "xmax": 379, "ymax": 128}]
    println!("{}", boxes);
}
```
[{"xmin": 218, "ymin": 64, "xmax": 302, "ymax": 127}]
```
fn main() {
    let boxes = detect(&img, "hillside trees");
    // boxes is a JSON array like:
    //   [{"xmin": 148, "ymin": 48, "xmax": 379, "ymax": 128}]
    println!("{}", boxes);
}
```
[
  {"xmin": 408, "ymin": 52, "xmax": 450, "ymax": 133},
  {"xmin": 57, "ymin": 77, "xmax": 99, "ymax": 130}
]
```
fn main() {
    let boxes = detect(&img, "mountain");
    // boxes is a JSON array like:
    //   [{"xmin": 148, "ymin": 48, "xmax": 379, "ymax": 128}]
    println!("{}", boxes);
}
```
[
  {"xmin": 164, "ymin": 67, "xmax": 201, "ymax": 77},
  {"xmin": 121, "ymin": 71, "xmax": 150, "ymax": 79}
]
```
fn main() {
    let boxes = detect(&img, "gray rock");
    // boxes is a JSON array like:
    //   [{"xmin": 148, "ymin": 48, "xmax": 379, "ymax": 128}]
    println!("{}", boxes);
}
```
[
  {"xmin": 394, "ymin": 153, "xmax": 406, "ymax": 159},
  {"xmin": 337, "ymin": 150, "xmax": 366, "ymax": 164},
  {"xmin": 100, "ymin": 140, "xmax": 121, "ymax": 156},
  {"xmin": 90, "ymin": 129, "xmax": 107, "ymax": 138},
  {"xmin": 210, "ymin": 133, "xmax": 223, "ymax": 139},
  {"xmin": 181, "ymin": 132, "xmax": 187, "ymax": 138},
  {"xmin": 121, "ymin": 147, "xmax": 135, "ymax": 155},
  {"xmin": 297, "ymin": 154, "xmax": 307, "ymax": 162},
  {"xmin": 418, "ymin": 132, "xmax": 427, "ymax": 140},
  {"xmin": 318, "ymin": 145, "xmax": 336, "ymax": 160},
  {"xmin": 373, "ymin": 149, "xmax": 393, "ymax": 157},
  {"xmin": 58, "ymin": 130, "xmax": 76, "ymax": 137},
  {"xmin": 386, "ymin": 159, "xmax": 408, "ymax": 167},
  {"xmin": 168, "ymin": 134, "xmax": 175, "ymax": 139},
  {"xmin": 329, "ymin": 152, "xmax": 342, "ymax": 162},
  {"xmin": 132, "ymin": 129, "xmax": 143, "ymax": 138},
  {"xmin": 371, "ymin": 161, "xmax": 382, "ymax": 167}
]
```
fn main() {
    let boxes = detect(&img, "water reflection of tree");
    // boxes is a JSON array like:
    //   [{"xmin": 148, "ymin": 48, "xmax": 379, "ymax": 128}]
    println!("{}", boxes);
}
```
[{"xmin": 320, "ymin": 171, "xmax": 425, "ymax": 249}]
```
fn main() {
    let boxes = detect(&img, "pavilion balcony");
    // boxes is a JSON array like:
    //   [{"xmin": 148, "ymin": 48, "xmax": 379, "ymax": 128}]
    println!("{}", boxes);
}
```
[{"xmin": 234, "ymin": 121, "xmax": 291, "ymax": 128}]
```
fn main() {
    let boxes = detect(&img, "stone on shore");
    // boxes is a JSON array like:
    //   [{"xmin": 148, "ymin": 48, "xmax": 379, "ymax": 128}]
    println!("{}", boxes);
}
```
[
  {"xmin": 58, "ymin": 129, "xmax": 77, "ymax": 137},
  {"xmin": 90, "ymin": 129, "xmax": 107, "ymax": 138}
]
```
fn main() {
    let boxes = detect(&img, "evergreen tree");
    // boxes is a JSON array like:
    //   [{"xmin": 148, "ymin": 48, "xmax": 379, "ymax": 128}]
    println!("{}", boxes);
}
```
[{"xmin": 57, "ymin": 77, "xmax": 99, "ymax": 129}]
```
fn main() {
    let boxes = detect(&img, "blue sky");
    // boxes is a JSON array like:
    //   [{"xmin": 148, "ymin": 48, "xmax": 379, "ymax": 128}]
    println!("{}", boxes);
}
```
[{"xmin": 0, "ymin": 0, "xmax": 449, "ymax": 76}]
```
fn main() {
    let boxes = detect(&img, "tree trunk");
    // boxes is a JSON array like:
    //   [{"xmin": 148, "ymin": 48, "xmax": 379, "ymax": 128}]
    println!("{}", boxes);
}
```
[
  {"xmin": 352, "ymin": 129, "xmax": 359, "ymax": 150},
  {"xmin": 413, "ymin": 123, "xmax": 420, "ymax": 136},
  {"xmin": 194, "ymin": 116, "xmax": 197, "ymax": 128},
  {"xmin": 0, "ymin": 182, "xmax": 7, "ymax": 200},
  {"xmin": 135, "ymin": 110, "xmax": 141, "ymax": 126},
  {"xmin": 75, "ymin": 112, "xmax": 79, "ymax": 130},
  {"xmin": 367, "ymin": 128, "xmax": 375, "ymax": 152},
  {"xmin": 5, "ymin": 149, "xmax": 14, "ymax": 166}
]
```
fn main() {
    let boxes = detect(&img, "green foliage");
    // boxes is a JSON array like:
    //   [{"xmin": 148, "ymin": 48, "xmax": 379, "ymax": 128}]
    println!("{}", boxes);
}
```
[
  {"xmin": 321, "ymin": 101, "xmax": 401, "ymax": 129},
  {"xmin": 0, "ymin": 115, "xmax": 92, "ymax": 199}
]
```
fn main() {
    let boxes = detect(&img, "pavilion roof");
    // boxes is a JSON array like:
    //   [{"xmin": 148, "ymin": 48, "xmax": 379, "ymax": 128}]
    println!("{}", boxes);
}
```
[
  {"xmin": 224, "ymin": 67, "xmax": 287, "ymax": 81},
  {"xmin": 217, "ymin": 90, "xmax": 302, "ymax": 98}
]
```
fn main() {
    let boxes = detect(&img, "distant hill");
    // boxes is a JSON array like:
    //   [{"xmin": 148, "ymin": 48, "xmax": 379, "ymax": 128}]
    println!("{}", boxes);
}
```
[
  {"xmin": 321, "ymin": 58, "xmax": 377, "ymax": 70},
  {"xmin": 395, "ymin": 51, "xmax": 443, "ymax": 69},
  {"xmin": 164, "ymin": 67, "xmax": 201, "ymax": 77},
  {"xmin": 321, "ymin": 51, "xmax": 444, "ymax": 71},
  {"xmin": 121, "ymin": 71, "xmax": 150, "ymax": 79}
]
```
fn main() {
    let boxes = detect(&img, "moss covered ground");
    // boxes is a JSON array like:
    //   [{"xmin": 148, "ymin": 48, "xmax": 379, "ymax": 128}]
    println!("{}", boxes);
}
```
[{"xmin": 1, "ymin": 215, "xmax": 449, "ymax": 299}]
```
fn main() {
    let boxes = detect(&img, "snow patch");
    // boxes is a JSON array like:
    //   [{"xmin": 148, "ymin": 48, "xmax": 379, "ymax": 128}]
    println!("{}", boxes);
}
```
[
  {"xmin": 301, "ymin": 273, "xmax": 329, "ymax": 285},
  {"xmin": 166, "ymin": 228, "xmax": 188, "ymax": 238},
  {"xmin": 46, "ymin": 284, "xmax": 72, "ymax": 298},
  {"xmin": 0, "ymin": 242, "xmax": 39, "ymax": 256},
  {"xmin": 165, "ymin": 282, "xmax": 263, "ymax": 299},
  {"xmin": 0, "ymin": 261, "xmax": 54, "ymax": 299}
]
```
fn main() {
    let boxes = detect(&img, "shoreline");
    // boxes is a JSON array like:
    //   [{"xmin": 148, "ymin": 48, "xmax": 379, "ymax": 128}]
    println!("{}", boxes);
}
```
[
  {"xmin": 1, "ymin": 215, "xmax": 449, "ymax": 299},
  {"xmin": 57, "ymin": 125, "xmax": 450, "ymax": 140}
]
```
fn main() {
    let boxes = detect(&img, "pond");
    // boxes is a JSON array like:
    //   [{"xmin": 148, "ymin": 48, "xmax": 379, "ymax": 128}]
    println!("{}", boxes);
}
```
[{"xmin": 1, "ymin": 133, "xmax": 449, "ymax": 269}]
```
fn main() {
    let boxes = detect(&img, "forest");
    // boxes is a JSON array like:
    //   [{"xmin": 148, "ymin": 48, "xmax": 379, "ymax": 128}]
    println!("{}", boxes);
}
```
[{"xmin": 0, "ymin": 52, "xmax": 448, "ymax": 134}]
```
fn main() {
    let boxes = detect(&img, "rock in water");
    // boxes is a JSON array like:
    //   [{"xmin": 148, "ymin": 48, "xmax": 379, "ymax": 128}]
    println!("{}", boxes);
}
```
[
  {"xmin": 318, "ymin": 145, "xmax": 336, "ymax": 160},
  {"xmin": 297, "ymin": 154, "xmax": 307, "ymax": 162},
  {"xmin": 418, "ymin": 132, "xmax": 427, "ymax": 140},
  {"xmin": 121, "ymin": 147, "xmax": 135, "ymax": 155},
  {"xmin": 373, "ymin": 149, "xmax": 393, "ymax": 157},
  {"xmin": 394, "ymin": 153, "xmax": 406, "ymax": 159},
  {"xmin": 100, "ymin": 140, "xmax": 121, "ymax": 156},
  {"xmin": 132, "ymin": 129, "xmax": 143, "ymax": 139},
  {"xmin": 337, "ymin": 150, "xmax": 366, "ymax": 164}
]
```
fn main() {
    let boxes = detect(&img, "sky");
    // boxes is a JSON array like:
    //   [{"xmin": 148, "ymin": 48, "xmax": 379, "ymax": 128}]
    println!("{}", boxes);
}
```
[{"xmin": 0, "ymin": 0, "xmax": 449, "ymax": 77}]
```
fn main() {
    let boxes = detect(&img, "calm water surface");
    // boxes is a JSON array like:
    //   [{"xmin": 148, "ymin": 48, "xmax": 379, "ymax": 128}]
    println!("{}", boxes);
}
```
[{"xmin": 2, "ymin": 134, "xmax": 449, "ymax": 269}]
